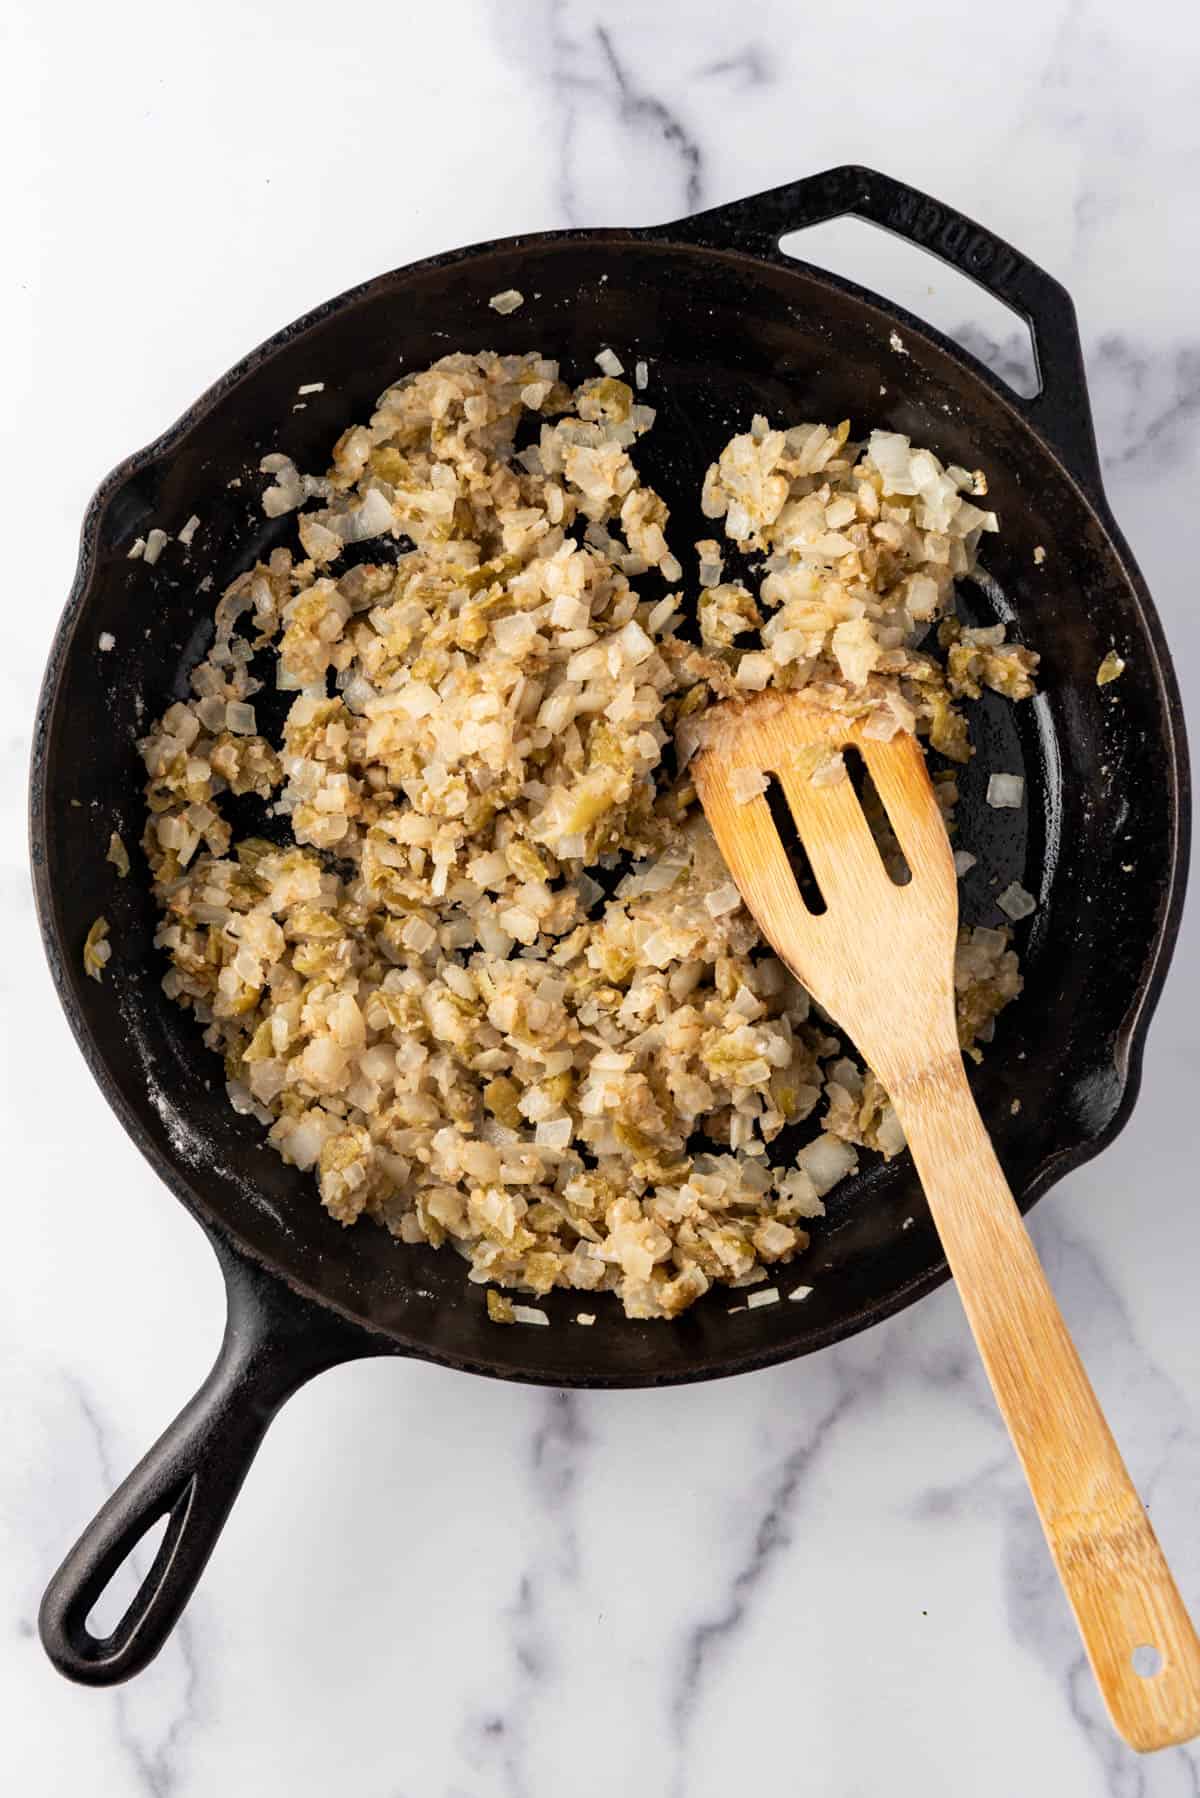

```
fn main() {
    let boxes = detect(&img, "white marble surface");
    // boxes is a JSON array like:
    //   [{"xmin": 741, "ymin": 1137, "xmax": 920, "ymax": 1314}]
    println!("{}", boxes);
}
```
[{"xmin": 4, "ymin": 0, "xmax": 1200, "ymax": 1790}]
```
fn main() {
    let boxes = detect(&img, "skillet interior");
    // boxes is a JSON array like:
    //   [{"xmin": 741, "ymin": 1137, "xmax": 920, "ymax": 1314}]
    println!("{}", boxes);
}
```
[{"xmin": 31, "ymin": 230, "xmax": 1185, "ymax": 1386}]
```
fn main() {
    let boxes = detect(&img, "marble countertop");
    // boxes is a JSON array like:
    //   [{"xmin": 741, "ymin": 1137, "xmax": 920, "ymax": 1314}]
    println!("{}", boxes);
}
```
[{"xmin": 4, "ymin": 0, "xmax": 1200, "ymax": 1791}]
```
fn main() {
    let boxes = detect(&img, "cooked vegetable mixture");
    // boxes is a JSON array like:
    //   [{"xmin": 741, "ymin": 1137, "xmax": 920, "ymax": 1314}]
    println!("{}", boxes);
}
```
[{"xmin": 138, "ymin": 353, "xmax": 1034, "ymax": 1318}]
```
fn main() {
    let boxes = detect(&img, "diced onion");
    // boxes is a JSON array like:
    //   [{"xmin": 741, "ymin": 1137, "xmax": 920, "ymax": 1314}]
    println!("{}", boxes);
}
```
[
  {"xmin": 998, "ymin": 880, "xmax": 1037, "ymax": 920},
  {"xmin": 798, "ymin": 1134, "xmax": 858, "ymax": 1196},
  {"xmin": 987, "ymin": 773, "xmax": 1024, "ymax": 809}
]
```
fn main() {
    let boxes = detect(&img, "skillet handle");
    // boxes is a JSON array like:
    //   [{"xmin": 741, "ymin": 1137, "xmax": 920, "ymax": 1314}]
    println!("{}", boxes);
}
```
[
  {"xmin": 39, "ymin": 1246, "xmax": 380, "ymax": 1685},
  {"xmin": 668, "ymin": 164, "xmax": 1104, "ymax": 496}
]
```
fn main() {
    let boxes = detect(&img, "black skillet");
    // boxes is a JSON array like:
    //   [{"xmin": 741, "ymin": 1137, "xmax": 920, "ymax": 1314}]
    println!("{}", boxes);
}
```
[{"xmin": 30, "ymin": 165, "xmax": 1189, "ymax": 1684}]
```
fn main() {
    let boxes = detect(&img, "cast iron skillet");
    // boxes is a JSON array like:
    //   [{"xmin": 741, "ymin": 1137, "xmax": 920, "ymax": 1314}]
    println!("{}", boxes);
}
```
[{"xmin": 31, "ymin": 165, "xmax": 1189, "ymax": 1685}]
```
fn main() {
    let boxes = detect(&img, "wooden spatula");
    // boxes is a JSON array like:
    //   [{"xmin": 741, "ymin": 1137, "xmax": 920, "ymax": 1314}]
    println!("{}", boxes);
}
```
[{"xmin": 694, "ymin": 689, "xmax": 1200, "ymax": 1752}]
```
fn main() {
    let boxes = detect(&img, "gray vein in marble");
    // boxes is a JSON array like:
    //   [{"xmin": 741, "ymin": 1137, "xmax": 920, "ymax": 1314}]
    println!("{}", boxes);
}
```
[
  {"xmin": 908, "ymin": 1453, "xmax": 1013, "ymax": 1521},
  {"xmin": 1002, "ymin": 0, "xmax": 1153, "ymax": 284},
  {"xmin": 1028, "ymin": 0, "xmax": 1091, "ymax": 135},
  {"xmin": 668, "ymin": 1373, "xmax": 858, "ymax": 1788},
  {"xmin": 593, "ymin": 25, "xmax": 701, "ymax": 212},
  {"xmin": 532, "ymin": 1385, "xmax": 588, "ymax": 1577},
  {"xmin": 459, "ymin": 1390, "xmax": 589, "ymax": 1798},
  {"xmin": 1067, "ymin": 1645, "xmax": 1154, "ymax": 1798},
  {"xmin": 663, "ymin": 1286, "xmax": 1022, "ymax": 1790},
  {"xmin": 499, "ymin": 3, "xmax": 705, "ymax": 225},
  {"xmin": 919, "ymin": 1333, "xmax": 1012, "ymax": 1431},
  {"xmin": 65, "ymin": 1374, "xmax": 200, "ymax": 1798},
  {"xmin": 542, "ymin": 0, "xmax": 589, "ymax": 226},
  {"xmin": 1089, "ymin": 336, "xmax": 1200, "ymax": 472},
  {"xmin": 1044, "ymin": 1, "xmax": 1150, "ymax": 163},
  {"xmin": 950, "ymin": 320, "xmax": 1039, "ymax": 400},
  {"xmin": 660, "ymin": 1197, "xmax": 1200, "ymax": 1795},
  {"xmin": 868, "ymin": 303, "xmax": 1200, "ymax": 494},
  {"xmin": 694, "ymin": 47, "xmax": 769, "ymax": 88}
]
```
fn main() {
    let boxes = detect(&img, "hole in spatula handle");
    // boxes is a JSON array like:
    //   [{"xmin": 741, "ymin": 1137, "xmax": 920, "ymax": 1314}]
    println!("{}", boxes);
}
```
[{"xmin": 1132, "ymin": 1644, "xmax": 1164, "ymax": 1680}]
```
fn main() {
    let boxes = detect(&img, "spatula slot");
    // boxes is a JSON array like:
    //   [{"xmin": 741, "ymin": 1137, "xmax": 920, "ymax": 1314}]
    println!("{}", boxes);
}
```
[
  {"xmin": 843, "ymin": 745, "xmax": 913, "ymax": 887},
  {"xmin": 764, "ymin": 772, "xmax": 827, "ymax": 915}
]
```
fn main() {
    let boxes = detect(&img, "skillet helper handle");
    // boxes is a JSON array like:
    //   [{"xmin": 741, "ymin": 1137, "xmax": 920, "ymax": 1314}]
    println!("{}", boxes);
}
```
[
  {"xmin": 893, "ymin": 1057, "xmax": 1200, "ymax": 1753},
  {"xmin": 39, "ymin": 1250, "xmax": 375, "ymax": 1685},
  {"xmin": 671, "ymin": 164, "xmax": 1103, "ymax": 495}
]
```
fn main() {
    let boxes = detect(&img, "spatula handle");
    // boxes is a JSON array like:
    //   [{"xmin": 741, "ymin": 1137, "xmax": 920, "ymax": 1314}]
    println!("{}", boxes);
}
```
[{"xmin": 895, "ymin": 1056, "xmax": 1200, "ymax": 1752}]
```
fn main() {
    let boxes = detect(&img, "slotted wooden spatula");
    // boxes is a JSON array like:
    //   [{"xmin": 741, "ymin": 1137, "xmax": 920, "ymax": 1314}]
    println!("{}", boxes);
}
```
[{"xmin": 694, "ymin": 689, "xmax": 1200, "ymax": 1753}]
